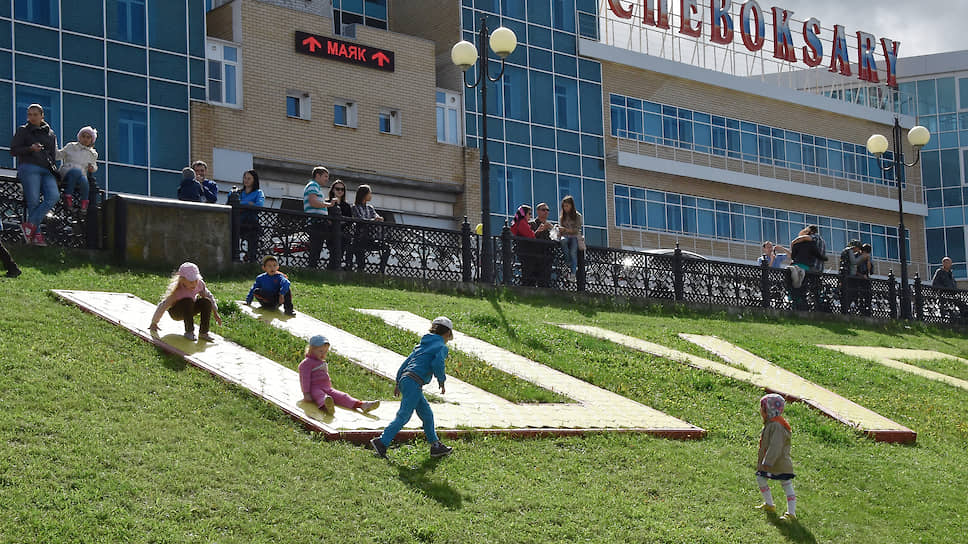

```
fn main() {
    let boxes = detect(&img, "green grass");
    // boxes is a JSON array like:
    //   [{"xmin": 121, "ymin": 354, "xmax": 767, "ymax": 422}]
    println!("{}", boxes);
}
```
[
  {"xmin": 2, "ymin": 247, "xmax": 967, "ymax": 543},
  {"xmin": 896, "ymin": 357, "xmax": 968, "ymax": 382}
]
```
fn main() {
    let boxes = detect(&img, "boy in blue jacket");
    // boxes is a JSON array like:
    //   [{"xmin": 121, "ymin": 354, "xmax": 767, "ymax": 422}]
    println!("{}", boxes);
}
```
[
  {"xmin": 371, "ymin": 316, "xmax": 454, "ymax": 459},
  {"xmin": 244, "ymin": 255, "xmax": 295, "ymax": 315}
]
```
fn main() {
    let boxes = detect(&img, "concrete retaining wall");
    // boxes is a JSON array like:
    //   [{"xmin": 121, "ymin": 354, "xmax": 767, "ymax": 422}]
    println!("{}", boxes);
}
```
[{"xmin": 106, "ymin": 194, "xmax": 232, "ymax": 272}]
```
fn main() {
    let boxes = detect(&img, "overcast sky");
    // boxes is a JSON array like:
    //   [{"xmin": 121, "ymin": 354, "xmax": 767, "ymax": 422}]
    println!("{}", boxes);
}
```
[{"xmin": 773, "ymin": 0, "xmax": 967, "ymax": 58}]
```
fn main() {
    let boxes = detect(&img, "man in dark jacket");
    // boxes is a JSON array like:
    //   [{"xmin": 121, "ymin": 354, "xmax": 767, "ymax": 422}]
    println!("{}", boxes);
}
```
[
  {"xmin": 9, "ymin": 104, "xmax": 59, "ymax": 245},
  {"xmin": 932, "ymin": 257, "xmax": 968, "ymax": 320},
  {"xmin": 528, "ymin": 202, "xmax": 554, "ymax": 287}
]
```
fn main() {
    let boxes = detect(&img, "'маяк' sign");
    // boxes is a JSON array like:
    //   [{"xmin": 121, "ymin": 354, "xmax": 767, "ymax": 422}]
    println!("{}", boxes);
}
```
[{"xmin": 606, "ymin": 0, "xmax": 900, "ymax": 87}]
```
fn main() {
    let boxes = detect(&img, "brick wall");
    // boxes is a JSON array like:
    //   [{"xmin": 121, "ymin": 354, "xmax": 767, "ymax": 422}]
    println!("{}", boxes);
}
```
[{"xmin": 193, "ymin": 0, "xmax": 471, "ymax": 221}]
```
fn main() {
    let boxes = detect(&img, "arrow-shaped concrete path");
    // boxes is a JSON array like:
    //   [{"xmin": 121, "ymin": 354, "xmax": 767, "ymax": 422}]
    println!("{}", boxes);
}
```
[{"xmin": 52, "ymin": 290, "xmax": 704, "ymax": 442}]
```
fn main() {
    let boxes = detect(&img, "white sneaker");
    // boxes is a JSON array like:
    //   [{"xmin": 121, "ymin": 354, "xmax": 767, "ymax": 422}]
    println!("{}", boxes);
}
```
[
  {"xmin": 360, "ymin": 400, "xmax": 380, "ymax": 413},
  {"xmin": 198, "ymin": 332, "xmax": 215, "ymax": 342},
  {"xmin": 183, "ymin": 331, "xmax": 197, "ymax": 340}
]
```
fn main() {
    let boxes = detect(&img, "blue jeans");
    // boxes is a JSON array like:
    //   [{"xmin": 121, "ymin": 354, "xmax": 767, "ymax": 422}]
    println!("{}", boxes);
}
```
[
  {"xmin": 561, "ymin": 236, "xmax": 579, "ymax": 273},
  {"xmin": 377, "ymin": 376, "xmax": 438, "ymax": 447},
  {"xmin": 18, "ymin": 163, "xmax": 59, "ymax": 226},
  {"xmin": 62, "ymin": 168, "xmax": 90, "ymax": 200}
]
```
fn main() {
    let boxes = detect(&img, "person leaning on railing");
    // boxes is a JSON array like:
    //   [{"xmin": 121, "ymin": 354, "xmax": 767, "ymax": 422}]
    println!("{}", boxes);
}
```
[
  {"xmin": 303, "ymin": 166, "xmax": 337, "ymax": 269},
  {"xmin": 326, "ymin": 179, "xmax": 352, "ymax": 270},
  {"xmin": 349, "ymin": 184, "xmax": 387, "ymax": 273},
  {"xmin": 529, "ymin": 203, "xmax": 554, "ymax": 288},
  {"xmin": 932, "ymin": 256, "xmax": 968, "ymax": 320},
  {"xmin": 509, "ymin": 204, "xmax": 538, "ymax": 286},
  {"xmin": 758, "ymin": 241, "xmax": 789, "ymax": 268},
  {"xmin": 234, "ymin": 169, "xmax": 264, "ymax": 263}
]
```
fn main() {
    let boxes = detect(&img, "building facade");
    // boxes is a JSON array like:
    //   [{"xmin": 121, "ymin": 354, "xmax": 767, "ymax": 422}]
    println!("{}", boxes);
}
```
[
  {"xmin": 0, "ymin": 0, "xmax": 206, "ymax": 196},
  {"xmin": 393, "ymin": 1, "xmax": 927, "ymax": 274},
  {"xmin": 195, "ymin": 0, "xmax": 469, "ymax": 228},
  {"xmin": 893, "ymin": 52, "xmax": 968, "ymax": 281}
]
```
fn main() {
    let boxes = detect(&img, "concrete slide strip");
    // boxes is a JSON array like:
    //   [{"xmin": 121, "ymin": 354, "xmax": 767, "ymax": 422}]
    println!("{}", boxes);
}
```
[
  {"xmin": 555, "ymin": 323, "xmax": 915, "ymax": 443},
  {"xmin": 818, "ymin": 345, "xmax": 968, "ymax": 392},
  {"xmin": 680, "ymin": 335, "xmax": 916, "ymax": 444},
  {"xmin": 52, "ymin": 290, "xmax": 341, "ymax": 438},
  {"xmin": 356, "ymin": 310, "xmax": 704, "ymax": 438},
  {"xmin": 52, "ymin": 290, "xmax": 704, "ymax": 441}
]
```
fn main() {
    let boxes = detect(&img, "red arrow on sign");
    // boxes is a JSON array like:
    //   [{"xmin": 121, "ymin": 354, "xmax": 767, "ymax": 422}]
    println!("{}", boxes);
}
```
[
  {"xmin": 302, "ymin": 36, "xmax": 322, "ymax": 53},
  {"xmin": 372, "ymin": 51, "xmax": 390, "ymax": 67}
]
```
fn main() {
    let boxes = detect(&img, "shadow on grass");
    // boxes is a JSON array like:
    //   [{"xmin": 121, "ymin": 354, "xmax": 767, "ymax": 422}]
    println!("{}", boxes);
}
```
[
  {"xmin": 767, "ymin": 514, "xmax": 817, "ymax": 544},
  {"xmin": 394, "ymin": 456, "xmax": 465, "ymax": 510}
]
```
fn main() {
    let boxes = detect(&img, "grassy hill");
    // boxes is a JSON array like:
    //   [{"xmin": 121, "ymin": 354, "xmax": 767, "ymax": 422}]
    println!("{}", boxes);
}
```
[{"xmin": 1, "ymin": 247, "xmax": 966, "ymax": 543}]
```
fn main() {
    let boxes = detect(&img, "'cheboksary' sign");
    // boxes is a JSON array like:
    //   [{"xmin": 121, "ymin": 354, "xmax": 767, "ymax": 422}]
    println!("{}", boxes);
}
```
[{"xmin": 607, "ymin": 0, "xmax": 900, "ymax": 87}]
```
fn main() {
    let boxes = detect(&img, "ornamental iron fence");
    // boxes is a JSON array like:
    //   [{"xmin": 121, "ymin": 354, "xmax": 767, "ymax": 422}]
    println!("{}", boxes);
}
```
[
  {"xmin": 230, "ymin": 200, "xmax": 968, "ymax": 326},
  {"xmin": 1, "ymin": 175, "xmax": 102, "ymax": 249}
]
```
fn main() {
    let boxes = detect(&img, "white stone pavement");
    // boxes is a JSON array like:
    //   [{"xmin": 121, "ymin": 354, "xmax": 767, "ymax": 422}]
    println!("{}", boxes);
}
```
[
  {"xmin": 556, "ymin": 324, "xmax": 916, "ymax": 443},
  {"xmin": 818, "ymin": 345, "xmax": 968, "ymax": 392},
  {"xmin": 50, "ymin": 290, "xmax": 704, "ymax": 442}
]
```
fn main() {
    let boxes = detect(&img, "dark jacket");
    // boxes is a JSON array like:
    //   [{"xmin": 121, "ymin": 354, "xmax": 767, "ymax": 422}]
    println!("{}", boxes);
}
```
[
  {"xmin": 10, "ymin": 121, "xmax": 57, "ymax": 169},
  {"xmin": 177, "ymin": 177, "xmax": 204, "ymax": 202},
  {"xmin": 933, "ymin": 267, "xmax": 958, "ymax": 290},
  {"xmin": 201, "ymin": 178, "xmax": 218, "ymax": 203},
  {"xmin": 791, "ymin": 239, "xmax": 823, "ymax": 267}
]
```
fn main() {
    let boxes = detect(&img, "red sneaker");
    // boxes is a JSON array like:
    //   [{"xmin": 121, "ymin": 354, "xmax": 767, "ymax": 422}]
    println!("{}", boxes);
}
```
[
  {"xmin": 21, "ymin": 222, "xmax": 34, "ymax": 244},
  {"xmin": 32, "ymin": 232, "xmax": 47, "ymax": 246}
]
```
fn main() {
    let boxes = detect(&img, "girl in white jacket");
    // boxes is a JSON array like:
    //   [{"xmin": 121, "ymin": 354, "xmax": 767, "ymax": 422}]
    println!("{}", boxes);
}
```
[{"xmin": 57, "ymin": 126, "xmax": 99, "ymax": 210}]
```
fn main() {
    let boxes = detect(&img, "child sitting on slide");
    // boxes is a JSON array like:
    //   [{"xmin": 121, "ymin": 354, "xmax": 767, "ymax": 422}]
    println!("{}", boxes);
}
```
[
  {"xmin": 244, "ymin": 255, "xmax": 294, "ymax": 316},
  {"xmin": 299, "ymin": 335, "xmax": 380, "ymax": 415}
]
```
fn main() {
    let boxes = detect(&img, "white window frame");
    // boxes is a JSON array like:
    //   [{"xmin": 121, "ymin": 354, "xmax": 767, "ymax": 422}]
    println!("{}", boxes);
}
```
[
  {"xmin": 206, "ymin": 39, "xmax": 242, "ymax": 108},
  {"xmin": 436, "ymin": 89, "xmax": 462, "ymax": 145},
  {"xmin": 286, "ymin": 91, "xmax": 311, "ymax": 120},
  {"xmin": 334, "ymin": 99, "xmax": 358, "ymax": 128},
  {"xmin": 378, "ymin": 107, "xmax": 401, "ymax": 135}
]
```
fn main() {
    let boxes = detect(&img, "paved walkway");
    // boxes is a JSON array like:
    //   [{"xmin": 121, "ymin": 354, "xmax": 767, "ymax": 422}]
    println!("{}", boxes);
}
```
[
  {"xmin": 50, "ymin": 290, "xmax": 704, "ymax": 442},
  {"xmin": 556, "ymin": 324, "xmax": 916, "ymax": 443},
  {"xmin": 818, "ymin": 345, "xmax": 968, "ymax": 392}
]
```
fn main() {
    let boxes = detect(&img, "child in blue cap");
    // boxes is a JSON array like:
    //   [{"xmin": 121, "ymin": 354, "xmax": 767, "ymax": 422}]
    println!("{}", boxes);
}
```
[
  {"xmin": 370, "ymin": 316, "xmax": 454, "ymax": 459},
  {"xmin": 299, "ymin": 334, "xmax": 379, "ymax": 415}
]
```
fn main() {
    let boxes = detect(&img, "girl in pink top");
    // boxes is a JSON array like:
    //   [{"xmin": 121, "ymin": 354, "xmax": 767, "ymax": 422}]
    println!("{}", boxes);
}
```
[
  {"xmin": 299, "ymin": 335, "xmax": 379, "ymax": 415},
  {"xmin": 149, "ymin": 262, "xmax": 222, "ymax": 341}
]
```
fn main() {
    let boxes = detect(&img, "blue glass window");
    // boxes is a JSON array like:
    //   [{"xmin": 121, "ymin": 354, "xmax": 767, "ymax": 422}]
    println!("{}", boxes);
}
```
[
  {"xmin": 554, "ymin": 77, "xmax": 579, "ymax": 131},
  {"xmin": 63, "ymin": 34, "xmax": 105, "ymax": 67},
  {"xmin": 150, "ymin": 80, "xmax": 187, "ymax": 110},
  {"xmin": 14, "ymin": 23, "xmax": 58, "ymax": 58},
  {"xmin": 63, "ymin": 64, "xmax": 105, "ymax": 96},
  {"xmin": 15, "ymin": 54, "xmax": 58, "ymax": 88},
  {"xmin": 108, "ymin": 72, "xmax": 147, "ymax": 103},
  {"xmin": 529, "ymin": 71, "xmax": 554, "ymax": 126},
  {"xmin": 110, "ymin": 0, "xmax": 146, "ymax": 45},
  {"xmin": 107, "ymin": 42, "xmax": 148, "ymax": 74},
  {"xmin": 503, "ymin": 65, "xmax": 529, "ymax": 121},
  {"xmin": 63, "ymin": 93, "xmax": 105, "ymax": 155},
  {"xmin": 527, "ymin": 1, "xmax": 551, "ymax": 26},
  {"xmin": 150, "ymin": 50, "xmax": 188, "ymax": 82},
  {"xmin": 149, "ymin": 0, "xmax": 186, "ymax": 53},
  {"xmin": 149, "ymin": 108, "xmax": 188, "ymax": 169},
  {"xmin": 110, "ymin": 102, "xmax": 148, "ymax": 166},
  {"xmin": 15, "ymin": 85, "xmax": 59, "ymax": 136},
  {"xmin": 15, "ymin": 0, "xmax": 57, "ymax": 27}
]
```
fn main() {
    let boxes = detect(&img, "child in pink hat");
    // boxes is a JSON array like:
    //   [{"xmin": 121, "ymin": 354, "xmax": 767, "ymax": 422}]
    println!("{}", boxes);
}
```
[
  {"xmin": 149, "ymin": 262, "xmax": 222, "ymax": 341},
  {"xmin": 754, "ymin": 393, "xmax": 798, "ymax": 521}
]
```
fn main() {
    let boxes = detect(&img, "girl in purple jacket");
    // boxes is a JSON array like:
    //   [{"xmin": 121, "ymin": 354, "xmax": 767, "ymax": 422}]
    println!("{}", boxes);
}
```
[{"xmin": 299, "ymin": 335, "xmax": 380, "ymax": 415}]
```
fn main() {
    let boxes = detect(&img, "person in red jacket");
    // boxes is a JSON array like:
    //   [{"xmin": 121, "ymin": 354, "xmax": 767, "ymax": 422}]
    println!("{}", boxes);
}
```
[{"xmin": 510, "ymin": 205, "xmax": 539, "ymax": 286}]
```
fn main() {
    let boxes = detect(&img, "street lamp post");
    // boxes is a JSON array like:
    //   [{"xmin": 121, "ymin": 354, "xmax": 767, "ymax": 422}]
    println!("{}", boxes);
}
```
[
  {"xmin": 452, "ymin": 18, "xmax": 517, "ymax": 283},
  {"xmin": 866, "ymin": 118, "xmax": 931, "ymax": 320}
]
